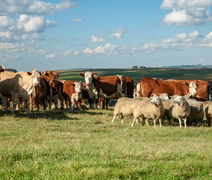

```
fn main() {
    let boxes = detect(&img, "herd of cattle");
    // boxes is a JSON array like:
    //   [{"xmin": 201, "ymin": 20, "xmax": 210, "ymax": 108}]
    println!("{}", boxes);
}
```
[{"xmin": 0, "ymin": 65, "xmax": 212, "ymax": 128}]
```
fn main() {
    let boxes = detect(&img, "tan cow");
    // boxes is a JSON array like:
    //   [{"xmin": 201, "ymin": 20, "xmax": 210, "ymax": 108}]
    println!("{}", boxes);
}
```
[{"xmin": 0, "ymin": 69, "xmax": 42, "ymax": 114}]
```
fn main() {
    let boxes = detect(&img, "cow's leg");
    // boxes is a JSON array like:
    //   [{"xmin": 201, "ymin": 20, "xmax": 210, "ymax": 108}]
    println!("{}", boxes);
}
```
[
  {"xmin": 77, "ymin": 100, "xmax": 82, "ymax": 111},
  {"xmin": 1, "ymin": 95, "xmax": 7, "ymax": 113},
  {"xmin": 53, "ymin": 95, "xmax": 58, "ymax": 110},
  {"xmin": 153, "ymin": 119, "xmax": 157, "ymax": 127},
  {"xmin": 106, "ymin": 99, "xmax": 110, "ymax": 109},
  {"xmin": 11, "ymin": 93, "xmax": 18, "ymax": 115},
  {"xmin": 24, "ymin": 96, "xmax": 31, "ymax": 115},
  {"xmin": 121, "ymin": 115, "xmax": 125, "ymax": 123},
  {"xmin": 141, "ymin": 117, "xmax": 145, "ymax": 126},
  {"xmin": 65, "ymin": 99, "xmax": 69, "ymax": 109}
]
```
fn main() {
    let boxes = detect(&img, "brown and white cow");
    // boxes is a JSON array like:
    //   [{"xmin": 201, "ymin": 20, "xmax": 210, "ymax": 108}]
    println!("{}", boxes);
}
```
[
  {"xmin": 80, "ymin": 71, "xmax": 127, "ymax": 109},
  {"xmin": 30, "ymin": 70, "xmax": 59, "ymax": 110},
  {"xmin": 140, "ymin": 77, "xmax": 197, "ymax": 98},
  {"xmin": 165, "ymin": 79, "xmax": 209, "ymax": 101},
  {"xmin": 133, "ymin": 83, "xmax": 141, "ymax": 98},
  {"xmin": 0, "ymin": 69, "xmax": 41, "ymax": 114},
  {"xmin": 63, "ymin": 80, "xmax": 82, "ymax": 110}
]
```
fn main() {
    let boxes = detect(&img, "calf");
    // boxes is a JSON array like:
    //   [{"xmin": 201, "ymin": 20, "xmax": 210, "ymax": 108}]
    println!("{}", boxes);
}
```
[{"xmin": 63, "ymin": 80, "xmax": 82, "ymax": 110}]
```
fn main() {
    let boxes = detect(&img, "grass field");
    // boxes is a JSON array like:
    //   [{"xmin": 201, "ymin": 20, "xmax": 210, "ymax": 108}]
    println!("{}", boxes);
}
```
[
  {"xmin": 55, "ymin": 68, "xmax": 212, "ymax": 84},
  {"xmin": 1, "ymin": 68, "xmax": 212, "ymax": 179},
  {"xmin": 1, "ymin": 105, "xmax": 212, "ymax": 179}
]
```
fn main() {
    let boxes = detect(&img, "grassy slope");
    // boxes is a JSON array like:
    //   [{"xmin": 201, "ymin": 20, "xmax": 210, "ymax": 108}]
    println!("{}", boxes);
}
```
[
  {"xmin": 55, "ymin": 68, "xmax": 212, "ymax": 84},
  {"xmin": 0, "ymin": 109, "xmax": 212, "ymax": 179}
]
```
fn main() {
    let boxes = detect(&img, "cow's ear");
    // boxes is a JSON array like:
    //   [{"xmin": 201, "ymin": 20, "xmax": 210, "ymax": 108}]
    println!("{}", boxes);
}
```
[
  {"xmin": 40, "ymin": 71, "xmax": 46, "ymax": 75},
  {"xmin": 185, "ymin": 82, "xmax": 189, "ymax": 86},
  {"xmin": 27, "ymin": 72, "xmax": 32, "ymax": 75},
  {"xmin": 134, "ymin": 84, "xmax": 137, "ymax": 87},
  {"xmin": 80, "ymin": 73, "xmax": 85, "ymax": 77},
  {"xmin": 93, "ymin": 73, "xmax": 97, "ymax": 76}
]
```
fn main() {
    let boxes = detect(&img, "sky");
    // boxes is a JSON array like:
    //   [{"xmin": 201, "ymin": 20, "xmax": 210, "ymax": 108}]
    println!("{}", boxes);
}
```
[{"xmin": 1, "ymin": 0, "xmax": 212, "ymax": 71}]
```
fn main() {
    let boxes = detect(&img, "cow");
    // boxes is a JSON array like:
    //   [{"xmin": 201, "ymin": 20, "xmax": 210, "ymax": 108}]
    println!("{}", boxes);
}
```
[
  {"xmin": 0, "ymin": 69, "xmax": 42, "ymax": 114},
  {"xmin": 165, "ymin": 79, "xmax": 209, "ymax": 101},
  {"xmin": 80, "ymin": 71, "xmax": 127, "ymax": 109},
  {"xmin": 139, "ymin": 77, "xmax": 197, "ymax": 99},
  {"xmin": 48, "ymin": 80, "xmax": 64, "ymax": 109},
  {"xmin": 30, "ymin": 70, "xmax": 59, "ymax": 110},
  {"xmin": 63, "ymin": 80, "xmax": 82, "ymax": 110},
  {"xmin": 133, "ymin": 83, "xmax": 141, "ymax": 97},
  {"xmin": 125, "ymin": 76, "xmax": 134, "ymax": 98},
  {"xmin": 0, "ymin": 65, "xmax": 7, "ymax": 72}
]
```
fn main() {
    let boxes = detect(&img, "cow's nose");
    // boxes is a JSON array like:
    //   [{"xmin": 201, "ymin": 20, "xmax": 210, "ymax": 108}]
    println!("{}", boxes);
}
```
[
  {"xmin": 86, "ymin": 82, "xmax": 90, "ymax": 86},
  {"xmin": 34, "ymin": 82, "xmax": 39, "ymax": 86},
  {"xmin": 193, "ymin": 92, "xmax": 197, "ymax": 96}
]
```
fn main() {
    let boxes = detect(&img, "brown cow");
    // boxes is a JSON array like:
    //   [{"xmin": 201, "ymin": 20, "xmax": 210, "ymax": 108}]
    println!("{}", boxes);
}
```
[
  {"xmin": 31, "ymin": 70, "xmax": 59, "ymax": 110},
  {"xmin": 48, "ymin": 80, "xmax": 64, "ymax": 109},
  {"xmin": 80, "ymin": 71, "xmax": 127, "ymax": 109},
  {"xmin": 166, "ymin": 79, "xmax": 209, "ymax": 101},
  {"xmin": 63, "ymin": 80, "xmax": 82, "ymax": 110},
  {"xmin": 125, "ymin": 76, "xmax": 134, "ymax": 98},
  {"xmin": 140, "ymin": 77, "xmax": 197, "ymax": 98}
]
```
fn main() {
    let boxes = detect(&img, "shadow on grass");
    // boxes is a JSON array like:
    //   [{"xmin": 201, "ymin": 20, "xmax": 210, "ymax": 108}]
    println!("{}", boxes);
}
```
[{"xmin": 0, "ymin": 108, "xmax": 104, "ymax": 120}]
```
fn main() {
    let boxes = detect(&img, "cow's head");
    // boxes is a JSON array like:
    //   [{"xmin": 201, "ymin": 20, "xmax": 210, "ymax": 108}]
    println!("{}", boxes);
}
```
[
  {"xmin": 188, "ymin": 81, "xmax": 197, "ymax": 96},
  {"xmin": 80, "ymin": 71, "xmax": 97, "ymax": 86},
  {"xmin": 27, "ymin": 69, "xmax": 41, "ymax": 87},
  {"xmin": 0, "ymin": 65, "xmax": 7, "ymax": 72},
  {"xmin": 73, "ymin": 82, "xmax": 82, "ymax": 94},
  {"xmin": 44, "ymin": 70, "xmax": 59, "ymax": 81}
]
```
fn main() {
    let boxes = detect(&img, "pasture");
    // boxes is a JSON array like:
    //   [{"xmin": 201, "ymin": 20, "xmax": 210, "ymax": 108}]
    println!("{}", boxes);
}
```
[
  {"xmin": 1, "ymin": 105, "xmax": 212, "ymax": 179},
  {"xmin": 1, "ymin": 68, "xmax": 212, "ymax": 179}
]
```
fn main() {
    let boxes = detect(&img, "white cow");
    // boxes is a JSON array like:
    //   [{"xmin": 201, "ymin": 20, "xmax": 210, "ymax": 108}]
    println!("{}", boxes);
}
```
[{"xmin": 0, "ymin": 69, "xmax": 42, "ymax": 114}]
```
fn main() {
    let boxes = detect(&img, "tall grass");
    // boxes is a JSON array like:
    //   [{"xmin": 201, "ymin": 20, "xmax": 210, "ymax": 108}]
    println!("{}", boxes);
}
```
[{"xmin": 0, "ymin": 107, "xmax": 212, "ymax": 179}]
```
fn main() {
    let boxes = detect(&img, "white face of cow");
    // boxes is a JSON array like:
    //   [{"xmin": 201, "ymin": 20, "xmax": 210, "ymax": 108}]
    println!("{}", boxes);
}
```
[
  {"xmin": 84, "ymin": 71, "xmax": 93, "ymax": 86},
  {"xmin": 31, "ymin": 69, "xmax": 41, "ymax": 87},
  {"xmin": 74, "ymin": 82, "xmax": 82, "ymax": 94},
  {"xmin": 189, "ymin": 81, "xmax": 197, "ymax": 96}
]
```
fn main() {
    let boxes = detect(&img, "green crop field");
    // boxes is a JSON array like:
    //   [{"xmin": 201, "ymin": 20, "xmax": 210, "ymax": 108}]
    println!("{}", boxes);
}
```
[
  {"xmin": 1, "ymin": 68, "xmax": 212, "ymax": 179},
  {"xmin": 55, "ymin": 68, "xmax": 212, "ymax": 84}
]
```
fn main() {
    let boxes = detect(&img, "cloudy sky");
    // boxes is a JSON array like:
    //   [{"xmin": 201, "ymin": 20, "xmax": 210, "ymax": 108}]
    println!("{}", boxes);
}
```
[{"xmin": 1, "ymin": 0, "xmax": 212, "ymax": 71}]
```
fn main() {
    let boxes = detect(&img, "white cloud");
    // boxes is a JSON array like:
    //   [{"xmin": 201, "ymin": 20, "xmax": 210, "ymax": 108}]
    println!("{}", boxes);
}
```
[
  {"xmin": 83, "ymin": 43, "xmax": 118, "ymax": 54},
  {"xmin": 0, "ymin": 54, "xmax": 20, "ymax": 62},
  {"xmin": 46, "ymin": 52, "xmax": 57, "ymax": 58},
  {"xmin": 37, "ymin": 49, "xmax": 46, "ymax": 55},
  {"xmin": 70, "ymin": 18, "xmax": 83, "ymax": 23},
  {"xmin": 0, "ymin": 0, "xmax": 77, "ymax": 15},
  {"xmin": 108, "ymin": 27, "xmax": 129, "ymax": 39},
  {"xmin": 16, "ymin": 14, "xmax": 57, "ymax": 33},
  {"xmin": 160, "ymin": 0, "xmax": 212, "ymax": 26},
  {"xmin": 91, "ymin": 35, "xmax": 105, "ymax": 43},
  {"xmin": 62, "ymin": 50, "xmax": 72, "ymax": 56}
]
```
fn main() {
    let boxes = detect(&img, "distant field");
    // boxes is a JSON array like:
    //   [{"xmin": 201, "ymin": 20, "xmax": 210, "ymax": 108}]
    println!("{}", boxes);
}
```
[{"xmin": 55, "ymin": 68, "xmax": 212, "ymax": 84}]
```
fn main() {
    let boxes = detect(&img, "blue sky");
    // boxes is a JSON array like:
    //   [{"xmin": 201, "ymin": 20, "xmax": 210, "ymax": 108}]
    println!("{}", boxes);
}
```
[{"xmin": 1, "ymin": 0, "xmax": 212, "ymax": 71}]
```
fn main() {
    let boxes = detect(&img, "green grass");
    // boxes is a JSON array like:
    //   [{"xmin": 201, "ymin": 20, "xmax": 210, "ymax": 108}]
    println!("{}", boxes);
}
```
[
  {"xmin": 1, "ymin": 106, "xmax": 212, "ymax": 179},
  {"xmin": 55, "ymin": 68, "xmax": 212, "ymax": 84}
]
